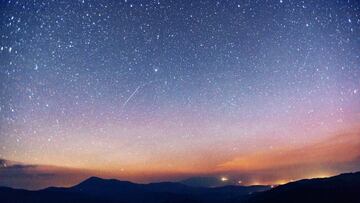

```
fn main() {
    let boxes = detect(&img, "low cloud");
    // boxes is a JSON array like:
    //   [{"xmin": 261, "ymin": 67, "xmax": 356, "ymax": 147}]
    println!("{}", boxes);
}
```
[
  {"xmin": 0, "ymin": 159, "xmax": 37, "ymax": 170},
  {"xmin": 0, "ymin": 159, "xmax": 89, "ymax": 190}
]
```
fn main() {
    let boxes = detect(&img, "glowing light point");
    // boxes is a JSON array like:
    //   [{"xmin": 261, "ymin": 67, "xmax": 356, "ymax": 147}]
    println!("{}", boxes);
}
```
[{"xmin": 220, "ymin": 177, "xmax": 228, "ymax": 182}]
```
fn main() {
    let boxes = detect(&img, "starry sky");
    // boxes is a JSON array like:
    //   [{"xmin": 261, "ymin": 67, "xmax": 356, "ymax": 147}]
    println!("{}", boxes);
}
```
[{"xmin": 0, "ymin": 0, "xmax": 360, "ymax": 189}]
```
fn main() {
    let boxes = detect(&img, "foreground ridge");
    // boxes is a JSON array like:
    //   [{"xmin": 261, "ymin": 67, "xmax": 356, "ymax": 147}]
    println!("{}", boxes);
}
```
[{"xmin": 0, "ymin": 171, "xmax": 359, "ymax": 203}]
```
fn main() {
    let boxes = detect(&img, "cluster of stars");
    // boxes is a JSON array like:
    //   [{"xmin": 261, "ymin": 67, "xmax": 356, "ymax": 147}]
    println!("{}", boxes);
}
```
[{"xmin": 0, "ymin": 0, "xmax": 359, "ymax": 182}]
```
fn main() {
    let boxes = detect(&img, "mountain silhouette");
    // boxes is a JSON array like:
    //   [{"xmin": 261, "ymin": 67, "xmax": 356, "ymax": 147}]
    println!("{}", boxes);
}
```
[
  {"xmin": 247, "ymin": 171, "xmax": 360, "ymax": 203},
  {"xmin": 0, "ymin": 171, "xmax": 359, "ymax": 203},
  {"xmin": 45, "ymin": 176, "xmax": 269, "ymax": 203},
  {"xmin": 0, "ymin": 176, "xmax": 269, "ymax": 203}
]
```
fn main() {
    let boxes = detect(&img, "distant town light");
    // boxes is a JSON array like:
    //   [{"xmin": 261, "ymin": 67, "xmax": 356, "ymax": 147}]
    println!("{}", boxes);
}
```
[{"xmin": 220, "ymin": 177, "xmax": 228, "ymax": 182}]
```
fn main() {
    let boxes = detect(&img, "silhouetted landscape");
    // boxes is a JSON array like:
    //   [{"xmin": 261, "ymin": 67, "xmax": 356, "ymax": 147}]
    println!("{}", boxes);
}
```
[{"xmin": 1, "ymin": 171, "xmax": 359, "ymax": 203}]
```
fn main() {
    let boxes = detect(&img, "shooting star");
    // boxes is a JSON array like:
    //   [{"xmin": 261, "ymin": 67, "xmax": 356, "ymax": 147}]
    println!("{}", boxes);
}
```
[
  {"xmin": 122, "ymin": 81, "xmax": 157, "ymax": 109},
  {"xmin": 122, "ymin": 85, "xmax": 142, "ymax": 108}
]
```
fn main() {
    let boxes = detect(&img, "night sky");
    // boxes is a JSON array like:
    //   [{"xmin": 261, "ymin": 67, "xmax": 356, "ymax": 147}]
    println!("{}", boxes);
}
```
[{"xmin": 1, "ymin": 0, "xmax": 360, "ymax": 189}]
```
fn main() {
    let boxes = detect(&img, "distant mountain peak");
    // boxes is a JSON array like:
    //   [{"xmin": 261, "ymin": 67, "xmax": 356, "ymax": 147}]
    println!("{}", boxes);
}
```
[
  {"xmin": 80, "ymin": 176, "xmax": 133, "ymax": 184},
  {"xmin": 84, "ymin": 176, "xmax": 104, "ymax": 182}
]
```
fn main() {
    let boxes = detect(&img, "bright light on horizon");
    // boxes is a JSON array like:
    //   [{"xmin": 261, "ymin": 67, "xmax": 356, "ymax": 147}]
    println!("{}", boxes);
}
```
[{"xmin": 220, "ymin": 177, "xmax": 228, "ymax": 182}]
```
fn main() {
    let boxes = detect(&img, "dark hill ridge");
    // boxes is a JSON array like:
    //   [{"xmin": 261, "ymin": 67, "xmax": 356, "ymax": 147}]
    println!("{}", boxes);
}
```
[
  {"xmin": 248, "ymin": 171, "xmax": 360, "ymax": 203},
  {"xmin": 0, "ymin": 171, "xmax": 359, "ymax": 203},
  {"xmin": 0, "ymin": 176, "xmax": 269, "ymax": 203},
  {"xmin": 49, "ymin": 176, "xmax": 269, "ymax": 202}
]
